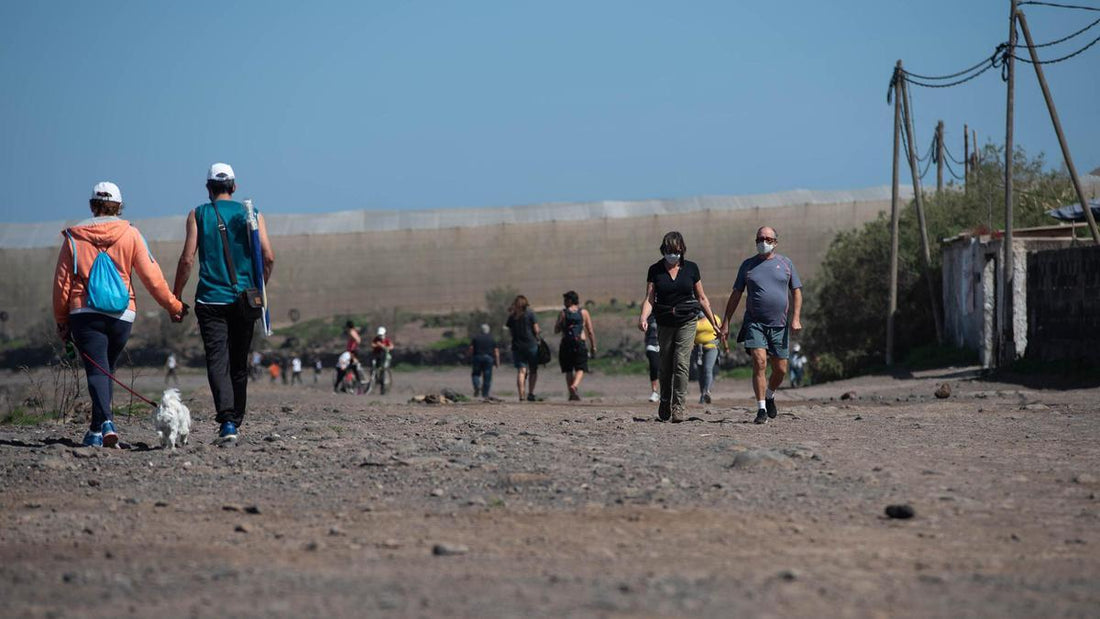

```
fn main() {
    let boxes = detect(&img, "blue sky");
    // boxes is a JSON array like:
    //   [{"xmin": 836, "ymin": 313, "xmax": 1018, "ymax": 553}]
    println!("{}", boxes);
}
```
[{"xmin": 2, "ymin": 1, "xmax": 1097, "ymax": 223}]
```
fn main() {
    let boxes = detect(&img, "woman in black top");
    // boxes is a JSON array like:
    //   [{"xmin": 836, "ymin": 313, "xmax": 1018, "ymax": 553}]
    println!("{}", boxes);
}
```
[
  {"xmin": 554, "ymin": 290, "xmax": 597, "ymax": 401},
  {"xmin": 505, "ymin": 295, "xmax": 541, "ymax": 401},
  {"xmin": 638, "ymin": 231, "xmax": 720, "ymax": 422}
]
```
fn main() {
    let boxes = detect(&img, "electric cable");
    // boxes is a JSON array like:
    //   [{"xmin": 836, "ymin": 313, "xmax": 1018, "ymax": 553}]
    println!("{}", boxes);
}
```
[{"xmin": 1018, "ymin": 1, "xmax": 1100, "ymax": 11}]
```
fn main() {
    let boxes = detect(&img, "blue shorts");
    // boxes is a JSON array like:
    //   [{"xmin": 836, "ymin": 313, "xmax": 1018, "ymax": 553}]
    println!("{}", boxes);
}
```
[
  {"xmin": 738, "ymin": 321, "xmax": 790, "ymax": 359},
  {"xmin": 512, "ymin": 343, "xmax": 539, "ymax": 369}
]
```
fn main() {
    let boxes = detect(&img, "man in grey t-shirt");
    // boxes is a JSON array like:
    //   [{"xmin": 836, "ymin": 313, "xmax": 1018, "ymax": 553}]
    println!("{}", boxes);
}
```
[{"xmin": 719, "ymin": 226, "xmax": 803, "ymax": 425}]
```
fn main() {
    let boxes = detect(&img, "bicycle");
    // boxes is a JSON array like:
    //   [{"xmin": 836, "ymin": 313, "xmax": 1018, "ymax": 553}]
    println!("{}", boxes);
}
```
[{"xmin": 364, "ymin": 352, "xmax": 393, "ymax": 395}]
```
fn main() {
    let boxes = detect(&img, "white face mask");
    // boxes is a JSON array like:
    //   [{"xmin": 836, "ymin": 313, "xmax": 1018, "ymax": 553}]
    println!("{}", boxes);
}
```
[
  {"xmin": 756, "ymin": 241, "xmax": 775, "ymax": 256},
  {"xmin": 663, "ymin": 253, "xmax": 681, "ymax": 265}
]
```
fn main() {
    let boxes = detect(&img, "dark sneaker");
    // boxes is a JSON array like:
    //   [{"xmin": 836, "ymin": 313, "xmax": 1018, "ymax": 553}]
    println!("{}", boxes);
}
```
[
  {"xmin": 100, "ymin": 420, "xmax": 119, "ymax": 448},
  {"xmin": 703, "ymin": 393, "xmax": 712, "ymax": 404},
  {"xmin": 754, "ymin": 409, "xmax": 768, "ymax": 424},
  {"xmin": 765, "ymin": 397, "xmax": 777, "ymax": 419},
  {"xmin": 657, "ymin": 400, "xmax": 671, "ymax": 421},
  {"xmin": 217, "ymin": 421, "xmax": 239, "ymax": 445},
  {"xmin": 568, "ymin": 388, "xmax": 581, "ymax": 401},
  {"xmin": 82, "ymin": 431, "xmax": 103, "ymax": 447},
  {"xmin": 526, "ymin": 393, "xmax": 538, "ymax": 402}
]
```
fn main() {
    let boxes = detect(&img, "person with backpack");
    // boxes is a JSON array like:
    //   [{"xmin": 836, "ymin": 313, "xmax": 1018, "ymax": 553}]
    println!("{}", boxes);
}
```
[
  {"xmin": 172, "ymin": 163, "xmax": 274, "ymax": 445},
  {"xmin": 52, "ymin": 181, "xmax": 187, "ymax": 448},
  {"xmin": 554, "ymin": 291, "xmax": 596, "ymax": 402}
]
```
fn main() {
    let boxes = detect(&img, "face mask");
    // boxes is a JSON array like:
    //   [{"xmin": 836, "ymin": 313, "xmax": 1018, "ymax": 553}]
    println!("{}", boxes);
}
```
[
  {"xmin": 663, "ymin": 253, "xmax": 681, "ymax": 265},
  {"xmin": 756, "ymin": 242, "xmax": 775, "ymax": 255}
]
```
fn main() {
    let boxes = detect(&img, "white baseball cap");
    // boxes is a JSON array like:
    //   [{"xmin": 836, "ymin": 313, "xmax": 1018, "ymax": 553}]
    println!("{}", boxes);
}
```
[
  {"xmin": 207, "ymin": 163, "xmax": 236, "ymax": 181},
  {"xmin": 90, "ymin": 181, "xmax": 122, "ymax": 203},
  {"xmin": 377, "ymin": 327, "xmax": 387, "ymax": 336}
]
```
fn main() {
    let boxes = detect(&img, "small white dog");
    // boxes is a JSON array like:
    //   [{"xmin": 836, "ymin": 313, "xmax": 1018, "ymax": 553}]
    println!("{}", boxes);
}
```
[{"xmin": 154, "ymin": 388, "xmax": 191, "ymax": 449}]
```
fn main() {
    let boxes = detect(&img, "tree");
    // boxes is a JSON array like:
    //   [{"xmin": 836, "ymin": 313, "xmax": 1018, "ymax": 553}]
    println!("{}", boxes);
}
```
[{"xmin": 805, "ymin": 143, "xmax": 1075, "ymax": 377}]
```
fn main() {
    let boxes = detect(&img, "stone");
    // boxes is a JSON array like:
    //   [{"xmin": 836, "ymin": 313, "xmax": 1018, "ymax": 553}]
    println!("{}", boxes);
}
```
[
  {"xmin": 1073, "ymin": 473, "xmax": 1097, "ymax": 485},
  {"xmin": 234, "ymin": 523, "xmax": 251, "ymax": 534},
  {"xmin": 432, "ymin": 543, "xmax": 469, "ymax": 556},
  {"xmin": 885, "ymin": 504, "xmax": 916, "ymax": 519},
  {"xmin": 840, "ymin": 391, "xmax": 857, "ymax": 400},
  {"xmin": 934, "ymin": 384, "xmax": 951, "ymax": 399},
  {"xmin": 730, "ymin": 450, "xmax": 795, "ymax": 470}
]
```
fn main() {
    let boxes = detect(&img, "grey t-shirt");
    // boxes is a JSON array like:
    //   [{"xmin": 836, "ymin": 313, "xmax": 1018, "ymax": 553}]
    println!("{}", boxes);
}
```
[{"xmin": 733, "ymin": 254, "xmax": 802, "ymax": 327}]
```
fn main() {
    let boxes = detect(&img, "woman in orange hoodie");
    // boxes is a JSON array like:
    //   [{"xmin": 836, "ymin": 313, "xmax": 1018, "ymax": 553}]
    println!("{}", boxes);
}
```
[{"xmin": 53, "ymin": 182, "xmax": 187, "ymax": 447}]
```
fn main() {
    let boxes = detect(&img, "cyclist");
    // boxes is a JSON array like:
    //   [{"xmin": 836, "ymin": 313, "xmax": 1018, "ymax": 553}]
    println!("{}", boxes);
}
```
[{"xmin": 370, "ymin": 326, "xmax": 394, "ymax": 372}]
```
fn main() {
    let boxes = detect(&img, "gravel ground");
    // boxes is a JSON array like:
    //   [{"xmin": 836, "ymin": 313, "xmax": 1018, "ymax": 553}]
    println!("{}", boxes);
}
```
[{"xmin": 1, "ymin": 365, "xmax": 1098, "ymax": 617}]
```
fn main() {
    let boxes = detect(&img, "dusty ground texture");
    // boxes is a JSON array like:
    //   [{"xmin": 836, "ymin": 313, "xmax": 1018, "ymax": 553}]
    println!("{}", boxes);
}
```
[{"xmin": 2, "ymin": 365, "xmax": 1098, "ymax": 617}]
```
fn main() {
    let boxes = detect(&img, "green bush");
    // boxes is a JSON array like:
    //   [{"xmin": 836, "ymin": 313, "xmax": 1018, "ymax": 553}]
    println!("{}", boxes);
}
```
[{"xmin": 811, "ymin": 353, "xmax": 845, "ymax": 383}]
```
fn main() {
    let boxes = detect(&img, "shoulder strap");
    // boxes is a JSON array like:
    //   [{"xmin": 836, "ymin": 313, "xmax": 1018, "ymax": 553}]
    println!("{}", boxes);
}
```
[
  {"xmin": 209, "ymin": 202, "xmax": 239, "ymax": 287},
  {"xmin": 64, "ymin": 230, "xmax": 78, "ymax": 275}
]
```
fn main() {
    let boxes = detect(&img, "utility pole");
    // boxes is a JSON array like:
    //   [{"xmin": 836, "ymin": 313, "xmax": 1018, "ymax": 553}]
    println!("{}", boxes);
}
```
[
  {"xmin": 900, "ymin": 74, "xmax": 945, "ymax": 345},
  {"xmin": 887, "ymin": 61, "xmax": 902, "ymax": 366},
  {"xmin": 936, "ymin": 120, "xmax": 945, "ymax": 194},
  {"xmin": 1002, "ymin": 0, "xmax": 1017, "ymax": 365},
  {"xmin": 1017, "ymin": 10, "xmax": 1100, "ymax": 244},
  {"xmin": 964, "ymin": 123, "xmax": 970, "ymax": 193}
]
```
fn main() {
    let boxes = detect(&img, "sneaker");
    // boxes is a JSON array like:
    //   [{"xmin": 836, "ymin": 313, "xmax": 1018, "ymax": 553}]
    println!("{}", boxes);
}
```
[
  {"xmin": 649, "ymin": 391, "xmax": 660, "ymax": 403},
  {"xmin": 217, "ymin": 421, "xmax": 239, "ymax": 444},
  {"xmin": 754, "ymin": 409, "xmax": 768, "ymax": 425},
  {"xmin": 765, "ymin": 397, "xmax": 778, "ymax": 419},
  {"xmin": 670, "ymin": 409, "xmax": 685, "ymax": 423},
  {"xmin": 527, "ymin": 393, "xmax": 541, "ymax": 402},
  {"xmin": 657, "ymin": 400, "xmax": 671, "ymax": 422},
  {"xmin": 82, "ymin": 431, "xmax": 103, "ymax": 447},
  {"xmin": 100, "ymin": 420, "xmax": 119, "ymax": 448},
  {"xmin": 698, "ymin": 395, "xmax": 706, "ymax": 404}
]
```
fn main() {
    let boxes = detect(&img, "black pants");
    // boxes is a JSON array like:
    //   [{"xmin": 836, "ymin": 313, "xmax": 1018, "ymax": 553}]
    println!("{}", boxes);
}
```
[
  {"xmin": 196, "ymin": 303, "xmax": 256, "ymax": 426},
  {"xmin": 70, "ymin": 313, "xmax": 132, "ymax": 431}
]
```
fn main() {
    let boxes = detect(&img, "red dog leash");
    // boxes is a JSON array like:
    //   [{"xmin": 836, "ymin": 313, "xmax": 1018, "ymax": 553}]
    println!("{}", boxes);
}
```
[{"xmin": 70, "ymin": 341, "xmax": 158, "ymax": 407}]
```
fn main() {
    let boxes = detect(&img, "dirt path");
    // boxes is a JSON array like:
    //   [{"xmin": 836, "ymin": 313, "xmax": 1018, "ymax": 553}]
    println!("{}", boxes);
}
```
[{"xmin": 2, "ymin": 366, "xmax": 1098, "ymax": 617}]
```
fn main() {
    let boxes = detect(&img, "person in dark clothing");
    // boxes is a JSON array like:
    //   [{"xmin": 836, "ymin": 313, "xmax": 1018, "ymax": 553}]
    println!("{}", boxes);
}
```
[
  {"xmin": 637, "ymin": 231, "xmax": 720, "ymax": 423},
  {"xmin": 173, "ymin": 163, "xmax": 274, "ymax": 444},
  {"xmin": 554, "ymin": 290, "xmax": 596, "ymax": 401},
  {"xmin": 505, "ymin": 295, "xmax": 541, "ymax": 401},
  {"xmin": 468, "ymin": 324, "xmax": 500, "ymax": 399}
]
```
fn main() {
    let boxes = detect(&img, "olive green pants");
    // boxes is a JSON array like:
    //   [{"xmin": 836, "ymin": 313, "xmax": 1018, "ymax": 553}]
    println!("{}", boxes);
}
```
[{"xmin": 657, "ymin": 320, "xmax": 697, "ymax": 418}]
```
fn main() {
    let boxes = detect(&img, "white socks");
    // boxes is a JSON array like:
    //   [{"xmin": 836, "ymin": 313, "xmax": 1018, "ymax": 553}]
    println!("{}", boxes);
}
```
[
  {"xmin": 765, "ymin": 388, "xmax": 775, "ymax": 400},
  {"xmin": 757, "ymin": 399, "xmax": 767, "ymax": 410}
]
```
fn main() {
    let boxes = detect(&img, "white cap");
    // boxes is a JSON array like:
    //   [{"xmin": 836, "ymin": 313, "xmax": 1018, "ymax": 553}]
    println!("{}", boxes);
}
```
[
  {"xmin": 377, "ymin": 327, "xmax": 387, "ymax": 336},
  {"xmin": 793, "ymin": 343, "xmax": 801, "ymax": 352},
  {"xmin": 207, "ymin": 162, "xmax": 235, "ymax": 181},
  {"xmin": 91, "ymin": 181, "xmax": 122, "ymax": 203}
]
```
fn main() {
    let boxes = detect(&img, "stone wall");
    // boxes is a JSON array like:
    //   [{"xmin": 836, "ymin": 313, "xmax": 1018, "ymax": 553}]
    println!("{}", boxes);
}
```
[{"xmin": 1027, "ymin": 244, "xmax": 1100, "ymax": 363}]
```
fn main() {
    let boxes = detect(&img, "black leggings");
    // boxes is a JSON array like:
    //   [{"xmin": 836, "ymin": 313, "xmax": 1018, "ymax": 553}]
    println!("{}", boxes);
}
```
[{"xmin": 70, "ymin": 313, "xmax": 133, "ymax": 431}]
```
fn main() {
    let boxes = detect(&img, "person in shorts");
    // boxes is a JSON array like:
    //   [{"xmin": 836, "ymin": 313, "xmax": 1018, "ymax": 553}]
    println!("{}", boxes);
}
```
[
  {"xmin": 554, "ymin": 290, "xmax": 596, "ymax": 401},
  {"xmin": 505, "ymin": 295, "xmax": 541, "ymax": 401},
  {"xmin": 719, "ymin": 226, "xmax": 802, "ymax": 425}
]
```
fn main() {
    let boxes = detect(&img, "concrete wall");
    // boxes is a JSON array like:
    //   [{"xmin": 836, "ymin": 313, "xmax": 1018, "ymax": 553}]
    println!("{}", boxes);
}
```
[
  {"xmin": 1027, "ymin": 244, "xmax": 1100, "ymax": 362},
  {"xmin": 1, "ymin": 194, "xmax": 894, "ymax": 337}
]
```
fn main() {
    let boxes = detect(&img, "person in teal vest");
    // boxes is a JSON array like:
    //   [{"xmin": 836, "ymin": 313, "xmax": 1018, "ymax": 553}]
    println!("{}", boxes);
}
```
[{"xmin": 173, "ymin": 163, "xmax": 274, "ymax": 444}]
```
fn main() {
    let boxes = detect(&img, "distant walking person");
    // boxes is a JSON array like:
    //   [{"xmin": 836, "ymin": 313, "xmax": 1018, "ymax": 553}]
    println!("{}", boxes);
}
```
[
  {"xmin": 173, "ymin": 163, "xmax": 274, "ymax": 444},
  {"xmin": 165, "ymin": 352, "xmax": 179, "ymax": 386},
  {"xmin": 645, "ymin": 315, "xmax": 660, "ymax": 402},
  {"xmin": 694, "ymin": 313, "xmax": 722, "ymax": 404},
  {"xmin": 53, "ymin": 181, "xmax": 187, "ymax": 447},
  {"xmin": 638, "ymin": 232, "xmax": 720, "ymax": 422},
  {"xmin": 469, "ymin": 324, "xmax": 500, "ymax": 399},
  {"xmin": 789, "ymin": 343, "xmax": 807, "ymax": 388},
  {"xmin": 719, "ymin": 226, "xmax": 802, "ymax": 425},
  {"xmin": 314, "ymin": 358, "xmax": 322, "ymax": 383},
  {"xmin": 554, "ymin": 291, "xmax": 596, "ymax": 401},
  {"xmin": 505, "ymin": 295, "xmax": 541, "ymax": 402},
  {"xmin": 290, "ymin": 356, "xmax": 303, "ymax": 385}
]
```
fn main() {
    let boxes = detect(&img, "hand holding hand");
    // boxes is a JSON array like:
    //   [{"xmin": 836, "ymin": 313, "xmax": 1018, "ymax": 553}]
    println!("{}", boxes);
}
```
[{"xmin": 171, "ymin": 303, "xmax": 190, "ymax": 323}]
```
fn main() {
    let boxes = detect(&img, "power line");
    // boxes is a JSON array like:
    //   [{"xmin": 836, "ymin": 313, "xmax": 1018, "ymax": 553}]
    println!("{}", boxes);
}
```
[
  {"xmin": 943, "ymin": 156, "xmax": 966, "ymax": 181},
  {"xmin": 1016, "ymin": 14, "xmax": 1100, "ymax": 48},
  {"xmin": 1018, "ymin": 1, "xmax": 1100, "ymax": 11},
  {"xmin": 1014, "ymin": 32, "xmax": 1100, "ymax": 63}
]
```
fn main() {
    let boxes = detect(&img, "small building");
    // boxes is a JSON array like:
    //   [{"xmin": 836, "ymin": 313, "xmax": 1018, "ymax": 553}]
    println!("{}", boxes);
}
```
[{"xmin": 941, "ymin": 226, "xmax": 1080, "ymax": 367}]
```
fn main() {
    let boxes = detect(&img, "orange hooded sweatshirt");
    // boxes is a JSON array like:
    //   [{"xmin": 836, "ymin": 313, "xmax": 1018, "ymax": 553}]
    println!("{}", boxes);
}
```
[{"xmin": 52, "ymin": 217, "xmax": 184, "ymax": 325}]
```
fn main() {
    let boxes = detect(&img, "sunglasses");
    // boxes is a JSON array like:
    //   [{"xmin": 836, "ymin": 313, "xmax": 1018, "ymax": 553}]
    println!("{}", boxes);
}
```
[{"xmin": 756, "ymin": 236, "xmax": 776, "ymax": 243}]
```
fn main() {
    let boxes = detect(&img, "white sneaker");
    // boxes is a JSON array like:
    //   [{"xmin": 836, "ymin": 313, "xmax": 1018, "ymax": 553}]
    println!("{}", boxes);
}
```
[{"xmin": 648, "ymin": 391, "xmax": 660, "ymax": 403}]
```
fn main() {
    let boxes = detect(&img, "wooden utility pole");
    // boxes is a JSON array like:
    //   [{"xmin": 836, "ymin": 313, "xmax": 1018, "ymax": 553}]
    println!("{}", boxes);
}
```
[
  {"xmin": 964, "ymin": 123, "xmax": 970, "ymax": 192},
  {"xmin": 1002, "ymin": 0, "xmax": 1017, "ymax": 365},
  {"xmin": 900, "ymin": 74, "xmax": 944, "ymax": 345},
  {"xmin": 936, "ymin": 120, "xmax": 945, "ymax": 194},
  {"xmin": 887, "ymin": 62, "xmax": 903, "ymax": 366},
  {"xmin": 1017, "ymin": 10, "xmax": 1100, "ymax": 243}
]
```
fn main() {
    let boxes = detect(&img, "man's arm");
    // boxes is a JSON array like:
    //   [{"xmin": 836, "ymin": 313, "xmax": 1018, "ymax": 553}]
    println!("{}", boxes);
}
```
[
  {"xmin": 720, "ymin": 289, "xmax": 743, "ymax": 337},
  {"xmin": 791, "ymin": 288, "xmax": 803, "ymax": 332},
  {"xmin": 494, "ymin": 345, "xmax": 501, "ymax": 367},
  {"xmin": 172, "ymin": 210, "xmax": 199, "ymax": 299},
  {"xmin": 257, "ymin": 213, "xmax": 275, "ymax": 283}
]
